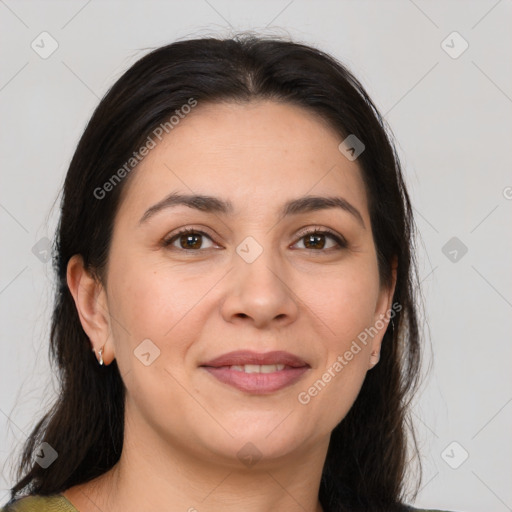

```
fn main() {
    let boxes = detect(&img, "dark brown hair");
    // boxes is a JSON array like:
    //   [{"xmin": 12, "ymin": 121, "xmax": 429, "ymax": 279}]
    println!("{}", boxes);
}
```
[{"xmin": 5, "ymin": 33, "xmax": 424, "ymax": 512}]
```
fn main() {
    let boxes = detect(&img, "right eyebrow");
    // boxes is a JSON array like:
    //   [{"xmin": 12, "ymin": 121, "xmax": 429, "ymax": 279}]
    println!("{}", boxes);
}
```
[{"xmin": 139, "ymin": 192, "xmax": 234, "ymax": 225}]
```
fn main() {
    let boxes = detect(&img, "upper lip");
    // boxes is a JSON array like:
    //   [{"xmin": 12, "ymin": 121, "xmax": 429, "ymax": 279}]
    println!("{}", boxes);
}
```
[{"xmin": 200, "ymin": 350, "xmax": 309, "ymax": 368}]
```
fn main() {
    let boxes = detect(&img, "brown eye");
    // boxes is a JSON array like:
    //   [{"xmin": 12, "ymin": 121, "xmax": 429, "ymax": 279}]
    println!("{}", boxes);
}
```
[
  {"xmin": 178, "ymin": 232, "xmax": 203, "ymax": 250},
  {"xmin": 294, "ymin": 229, "xmax": 347, "ymax": 251},
  {"xmin": 303, "ymin": 233, "xmax": 327, "ymax": 249},
  {"xmin": 163, "ymin": 229, "xmax": 215, "ymax": 250}
]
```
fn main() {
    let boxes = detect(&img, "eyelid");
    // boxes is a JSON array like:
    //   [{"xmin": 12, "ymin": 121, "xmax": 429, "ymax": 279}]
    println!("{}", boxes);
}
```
[
  {"xmin": 162, "ymin": 226, "xmax": 219, "ymax": 249},
  {"xmin": 294, "ymin": 225, "xmax": 343, "ymax": 238},
  {"xmin": 292, "ymin": 226, "xmax": 347, "ymax": 248}
]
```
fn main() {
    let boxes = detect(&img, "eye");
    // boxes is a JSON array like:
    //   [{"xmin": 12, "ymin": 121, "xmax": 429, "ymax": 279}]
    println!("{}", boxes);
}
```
[
  {"xmin": 162, "ymin": 227, "xmax": 347, "ymax": 252},
  {"xmin": 292, "ymin": 228, "xmax": 347, "ymax": 251},
  {"xmin": 162, "ymin": 228, "xmax": 217, "ymax": 251}
]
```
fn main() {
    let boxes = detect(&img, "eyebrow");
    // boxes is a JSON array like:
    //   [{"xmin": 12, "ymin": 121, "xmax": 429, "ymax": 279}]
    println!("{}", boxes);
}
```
[{"xmin": 138, "ymin": 192, "xmax": 365, "ymax": 229}]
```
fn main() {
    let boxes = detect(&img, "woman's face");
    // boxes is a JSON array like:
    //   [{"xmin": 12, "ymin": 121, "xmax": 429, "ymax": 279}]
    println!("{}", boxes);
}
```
[{"xmin": 78, "ymin": 100, "xmax": 396, "ymax": 467}]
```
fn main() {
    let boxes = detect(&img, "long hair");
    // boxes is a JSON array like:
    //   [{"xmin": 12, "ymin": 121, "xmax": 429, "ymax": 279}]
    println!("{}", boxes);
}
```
[{"xmin": 5, "ymin": 33, "xmax": 424, "ymax": 512}]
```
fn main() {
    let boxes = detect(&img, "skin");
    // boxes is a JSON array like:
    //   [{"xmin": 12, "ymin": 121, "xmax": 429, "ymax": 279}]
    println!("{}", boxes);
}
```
[{"xmin": 64, "ymin": 100, "xmax": 396, "ymax": 512}]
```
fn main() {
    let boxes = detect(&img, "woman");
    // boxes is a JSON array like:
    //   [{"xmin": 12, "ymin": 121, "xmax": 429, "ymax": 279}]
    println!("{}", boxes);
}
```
[{"xmin": 2, "ymin": 34, "xmax": 453, "ymax": 512}]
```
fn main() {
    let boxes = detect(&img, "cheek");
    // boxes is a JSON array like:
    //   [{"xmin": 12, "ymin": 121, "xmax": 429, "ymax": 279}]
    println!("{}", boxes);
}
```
[
  {"xmin": 292, "ymin": 264, "xmax": 378, "ymax": 419},
  {"xmin": 105, "ymin": 262, "xmax": 207, "ymax": 419},
  {"xmin": 299, "ymin": 263, "xmax": 380, "ymax": 346},
  {"xmin": 106, "ymin": 259, "xmax": 221, "ymax": 362}
]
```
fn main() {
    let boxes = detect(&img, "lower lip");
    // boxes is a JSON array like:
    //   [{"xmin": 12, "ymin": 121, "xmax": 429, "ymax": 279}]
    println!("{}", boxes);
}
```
[{"xmin": 202, "ymin": 366, "xmax": 310, "ymax": 394}]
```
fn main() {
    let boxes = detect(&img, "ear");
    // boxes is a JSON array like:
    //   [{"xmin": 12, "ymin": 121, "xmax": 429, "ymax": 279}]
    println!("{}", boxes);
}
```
[
  {"xmin": 368, "ymin": 255, "xmax": 398, "ymax": 369},
  {"xmin": 66, "ymin": 254, "xmax": 114, "ymax": 365}
]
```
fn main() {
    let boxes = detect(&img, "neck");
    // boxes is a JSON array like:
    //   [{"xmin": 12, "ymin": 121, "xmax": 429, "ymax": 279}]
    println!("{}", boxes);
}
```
[{"xmin": 65, "ymin": 403, "xmax": 328, "ymax": 512}]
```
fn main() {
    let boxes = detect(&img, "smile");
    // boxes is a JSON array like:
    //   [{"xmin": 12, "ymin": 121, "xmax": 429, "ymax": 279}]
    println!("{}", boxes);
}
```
[
  {"xmin": 200, "ymin": 350, "xmax": 311, "ymax": 394},
  {"xmin": 227, "ymin": 364, "xmax": 286, "ymax": 373}
]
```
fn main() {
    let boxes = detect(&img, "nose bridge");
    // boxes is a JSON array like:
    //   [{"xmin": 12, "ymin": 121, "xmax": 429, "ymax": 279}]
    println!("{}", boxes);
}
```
[
  {"xmin": 221, "ymin": 234, "xmax": 298, "ymax": 326},
  {"xmin": 234, "ymin": 234, "xmax": 286, "ymax": 297}
]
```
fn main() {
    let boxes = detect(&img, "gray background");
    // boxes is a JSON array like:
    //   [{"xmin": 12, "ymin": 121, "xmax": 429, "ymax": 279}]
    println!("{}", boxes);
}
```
[{"xmin": 1, "ymin": 1, "xmax": 511, "ymax": 510}]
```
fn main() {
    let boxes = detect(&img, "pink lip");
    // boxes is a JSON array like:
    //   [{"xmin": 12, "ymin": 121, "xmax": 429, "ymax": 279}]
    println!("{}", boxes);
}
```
[{"xmin": 200, "ymin": 350, "xmax": 310, "ymax": 394}]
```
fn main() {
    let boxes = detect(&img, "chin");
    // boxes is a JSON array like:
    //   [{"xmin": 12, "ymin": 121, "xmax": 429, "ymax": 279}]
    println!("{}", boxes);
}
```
[{"xmin": 209, "ymin": 422, "xmax": 308, "ymax": 459}]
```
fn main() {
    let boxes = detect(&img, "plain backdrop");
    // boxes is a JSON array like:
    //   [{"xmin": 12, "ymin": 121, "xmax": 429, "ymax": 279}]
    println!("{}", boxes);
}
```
[{"xmin": 1, "ymin": 1, "xmax": 511, "ymax": 511}]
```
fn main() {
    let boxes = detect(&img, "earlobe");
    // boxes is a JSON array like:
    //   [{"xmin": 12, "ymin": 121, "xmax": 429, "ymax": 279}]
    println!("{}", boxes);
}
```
[
  {"xmin": 66, "ymin": 255, "xmax": 113, "ymax": 365},
  {"xmin": 368, "ymin": 349, "xmax": 380, "ymax": 369}
]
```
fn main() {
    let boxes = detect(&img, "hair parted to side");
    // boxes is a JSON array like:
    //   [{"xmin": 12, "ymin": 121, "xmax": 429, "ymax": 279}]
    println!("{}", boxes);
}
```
[{"xmin": 6, "ymin": 33, "xmax": 424, "ymax": 512}]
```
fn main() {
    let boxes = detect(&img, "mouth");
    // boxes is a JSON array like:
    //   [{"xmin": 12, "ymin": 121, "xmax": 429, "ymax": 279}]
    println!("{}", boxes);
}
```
[{"xmin": 199, "ymin": 350, "xmax": 310, "ymax": 394}]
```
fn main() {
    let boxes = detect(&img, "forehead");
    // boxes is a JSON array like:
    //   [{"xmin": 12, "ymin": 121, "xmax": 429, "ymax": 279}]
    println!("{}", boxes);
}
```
[{"xmin": 117, "ymin": 100, "xmax": 369, "ymax": 222}]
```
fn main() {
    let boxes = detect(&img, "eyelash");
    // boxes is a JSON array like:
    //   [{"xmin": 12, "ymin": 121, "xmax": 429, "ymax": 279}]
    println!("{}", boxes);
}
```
[{"xmin": 162, "ymin": 227, "xmax": 347, "ymax": 253}]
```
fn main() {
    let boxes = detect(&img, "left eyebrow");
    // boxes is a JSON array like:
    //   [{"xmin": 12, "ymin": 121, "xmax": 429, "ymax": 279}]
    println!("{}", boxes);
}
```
[
  {"xmin": 139, "ymin": 192, "xmax": 365, "ymax": 229},
  {"xmin": 280, "ymin": 195, "xmax": 366, "ymax": 229}
]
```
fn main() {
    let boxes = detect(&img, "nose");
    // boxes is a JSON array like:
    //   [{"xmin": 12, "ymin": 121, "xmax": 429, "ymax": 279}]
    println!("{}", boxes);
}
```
[{"xmin": 220, "ymin": 247, "xmax": 299, "ymax": 329}]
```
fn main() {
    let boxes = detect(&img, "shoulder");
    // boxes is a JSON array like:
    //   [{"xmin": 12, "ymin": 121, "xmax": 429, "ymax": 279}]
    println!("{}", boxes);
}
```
[{"xmin": 1, "ymin": 494, "xmax": 78, "ymax": 512}]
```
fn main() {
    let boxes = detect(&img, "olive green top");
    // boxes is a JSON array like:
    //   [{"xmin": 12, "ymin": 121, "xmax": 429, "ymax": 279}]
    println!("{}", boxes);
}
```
[
  {"xmin": 0, "ymin": 494, "xmax": 456, "ymax": 511},
  {"xmin": 1, "ymin": 495, "xmax": 77, "ymax": 511}
]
